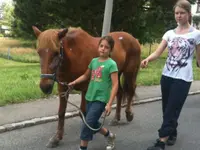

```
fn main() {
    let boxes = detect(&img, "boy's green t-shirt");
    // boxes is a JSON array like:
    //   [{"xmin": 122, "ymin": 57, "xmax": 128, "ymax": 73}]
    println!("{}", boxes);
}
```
[{"xmin": 85, "ymin": 57, "xmax": 118, "ymax": 103}]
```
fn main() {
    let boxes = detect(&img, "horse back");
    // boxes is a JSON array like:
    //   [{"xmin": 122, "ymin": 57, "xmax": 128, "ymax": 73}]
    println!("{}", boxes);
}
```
[
  {"xmin": 63, "ymin": 29, "xmax": 141, "ymax": 76},
  {"xmin": 108, "ymin": 32, "xmax": 141, "ymax": 71}
]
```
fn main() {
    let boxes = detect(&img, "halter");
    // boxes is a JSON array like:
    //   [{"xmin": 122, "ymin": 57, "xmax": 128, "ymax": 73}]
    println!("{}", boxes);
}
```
[{"xmin": 40, "ymin": 41, "xmax": 64, "ymax": 83}]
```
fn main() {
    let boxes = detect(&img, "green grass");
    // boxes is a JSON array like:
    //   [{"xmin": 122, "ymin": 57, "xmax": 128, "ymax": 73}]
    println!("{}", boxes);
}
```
[
  {"xmin": 137, "ymin": 59, "xmax": 164, "ymax": 86},
  {"xmin": 0, "ymin": 51, "xmax": 39, "ymax": 63},
  {"xmin": 0, "ymin": 55, "xmax": 198, "ymax": 106},
  {"xmin": 137, "ymin": 58, "xmax": 200, "ymax": 85},
  {"xmin": 138, "ymin": 43, "xmax": 200, "ymax": 85},
  {"xmin": 0, "ymin": 58, "xmax": 57, "ymax": 106},
  {"xmin": 0, "ymin": 37, "xmax": 39, "ymax": 63},
  {"xmin": 0, "ymin": 37, "xmax": 199, "ymax": 106}
]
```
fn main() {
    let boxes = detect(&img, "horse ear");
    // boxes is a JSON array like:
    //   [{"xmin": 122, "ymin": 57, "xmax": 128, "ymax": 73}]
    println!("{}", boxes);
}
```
[
  {"xmin": 32, "ymin": 26, "xmax": 41, "ymax": 38},
  {"xmin": 58, "ymin": 28, "xmax": 68, "ymax": 40}
]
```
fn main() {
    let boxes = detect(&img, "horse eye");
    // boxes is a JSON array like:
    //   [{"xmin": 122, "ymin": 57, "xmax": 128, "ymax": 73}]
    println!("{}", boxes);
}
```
[{"xmin": 53, "ymin": 52, "xmax": 59, "ymax": 57}]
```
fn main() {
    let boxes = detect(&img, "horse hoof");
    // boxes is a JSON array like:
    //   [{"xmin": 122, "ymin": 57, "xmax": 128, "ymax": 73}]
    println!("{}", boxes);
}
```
[
  {"xmin": 46, "ymin": 136, "xmax": 60, "ymax": 148},
  {"xmin": 109, "ymin": 119, "xmax": 119, "ymax": 126},
  {"xmin": 126, "ymin": 112, "xmax": 134, "ymax": 122}
]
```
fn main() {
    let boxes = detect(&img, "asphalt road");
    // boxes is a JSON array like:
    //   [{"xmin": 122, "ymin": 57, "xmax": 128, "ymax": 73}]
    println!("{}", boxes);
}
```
[{"xmin": 0, "ymin": 94, "xmax": 200, "ymax": 150}]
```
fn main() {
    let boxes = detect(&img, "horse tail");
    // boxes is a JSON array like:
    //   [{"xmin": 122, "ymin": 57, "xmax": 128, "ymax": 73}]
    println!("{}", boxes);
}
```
[
  {"xmin": 121, "ymin": 74, "xmax": 128, "ymax": 104},
  {"xmin": 118, "ymin": 38, "xmax": 130, "ymax": 104},
  {"xmin": 118, "ymin": 71, "xmax": 123, "ymax": 96},
  {"xmin": 118, "ymin": 34, "xmax": 141, "ymax": 103}
]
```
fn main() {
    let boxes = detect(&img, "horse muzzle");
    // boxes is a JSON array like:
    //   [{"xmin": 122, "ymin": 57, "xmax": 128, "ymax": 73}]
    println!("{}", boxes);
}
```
[{"xmin": 40, "ymin": 73, "xmax": 56, "ymax": 94}]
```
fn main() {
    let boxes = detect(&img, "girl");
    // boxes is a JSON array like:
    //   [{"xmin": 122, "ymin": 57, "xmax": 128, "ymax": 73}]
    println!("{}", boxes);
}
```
[
  {"xmin": 141, "ymin": 0, "xmax": 200, "ymax": 150},
  {"xmin": 68, "ymin": 35, "xmax": 118, "ymax": 150}
]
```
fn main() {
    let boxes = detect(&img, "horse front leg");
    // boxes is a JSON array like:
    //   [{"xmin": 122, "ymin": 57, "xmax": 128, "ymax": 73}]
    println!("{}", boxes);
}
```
[
  {"xmin": 46, "ymin": 87, "xmax": 68, "ymax": 148},
  {"xmin": 80, "ymin": 91, "xmax": 86, "ymax": 117}
]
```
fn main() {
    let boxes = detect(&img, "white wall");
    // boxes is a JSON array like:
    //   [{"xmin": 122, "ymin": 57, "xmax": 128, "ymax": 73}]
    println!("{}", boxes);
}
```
[{"xmin": 192, "ymin": 4, "xmax": 197, "ymax": 15}]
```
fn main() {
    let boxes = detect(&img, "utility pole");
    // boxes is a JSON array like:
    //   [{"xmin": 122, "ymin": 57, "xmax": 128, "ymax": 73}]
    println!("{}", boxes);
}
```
[{"xmin": 101, "ymin": 0, "xmax": 114, "ymax": 37}]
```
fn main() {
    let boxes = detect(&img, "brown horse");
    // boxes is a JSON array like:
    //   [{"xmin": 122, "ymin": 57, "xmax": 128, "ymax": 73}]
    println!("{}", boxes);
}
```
[{"xmin": 32, "ymin": 26, "xmax": 141, "ymax": 147}]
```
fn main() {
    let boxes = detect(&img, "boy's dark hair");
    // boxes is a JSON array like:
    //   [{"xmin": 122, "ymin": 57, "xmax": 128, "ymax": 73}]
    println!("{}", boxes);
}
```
[{"xmin": 98, "ymin": 35, "xmax": 115, "ymax": 51}]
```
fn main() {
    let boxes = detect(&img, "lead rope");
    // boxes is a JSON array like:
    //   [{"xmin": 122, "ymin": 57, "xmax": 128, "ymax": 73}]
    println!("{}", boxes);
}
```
[{"xmin": 59, "ymin": 85, "xmax": 107, "ymax": 132}]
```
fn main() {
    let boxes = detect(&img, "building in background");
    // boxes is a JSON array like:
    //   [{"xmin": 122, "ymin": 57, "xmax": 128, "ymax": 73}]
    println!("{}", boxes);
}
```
[
  {"xmin": 196, "ymin": 1, "xmax": 200, "ymax": 13},
  {"xmin": 0, "ymin": 4, "xmax": 11, "ymax": 36},
  {"xmin": 192, "ymin": 2, "xmax": 200, "ymax": 29},
  {"xmin": 0, "ymin": 8, "xmax": 3, "ymax": 19}
]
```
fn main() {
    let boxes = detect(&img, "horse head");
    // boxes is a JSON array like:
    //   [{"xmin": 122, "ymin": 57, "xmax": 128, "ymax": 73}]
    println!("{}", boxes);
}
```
[{"xmin": 32, "ymin": 26, "xmax": 68, "ymax": 94}]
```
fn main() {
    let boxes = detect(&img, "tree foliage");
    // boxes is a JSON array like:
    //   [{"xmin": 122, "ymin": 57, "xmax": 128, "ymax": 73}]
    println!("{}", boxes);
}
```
[
  {"xmin": 12, "ymin": 0, "xmax": 196, "ymax": 43},
  {"xmin": 193, "ymin": 15, "xmax": 200, "ymax": 28}
]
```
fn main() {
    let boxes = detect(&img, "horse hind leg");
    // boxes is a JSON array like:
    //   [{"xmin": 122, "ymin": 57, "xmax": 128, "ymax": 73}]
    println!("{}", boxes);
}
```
[
  {"xmin": 109, "ymin": 72, "xmax": 123, "ymax": 126},
  {"xmin": 123, "ymin": 72, "xmax": 137, "ymax": 122},
  {"xmin": 80, "ymin": 91, "xmax": 87, "ymax": 118}
]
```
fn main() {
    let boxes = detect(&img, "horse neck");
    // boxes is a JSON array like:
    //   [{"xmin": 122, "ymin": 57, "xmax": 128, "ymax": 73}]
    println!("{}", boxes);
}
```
[
  {"xmin": 61, "ymin": 31, "xmax": 99, "ymax": 69},
  {"xmin": 64, "ymin": 30, "xmax": 99, "ymax": 54}
]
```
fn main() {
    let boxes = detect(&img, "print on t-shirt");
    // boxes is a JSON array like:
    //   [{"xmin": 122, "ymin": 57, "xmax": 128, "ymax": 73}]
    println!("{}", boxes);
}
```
[
  {"xmin": 91, "ymin": 65, "xmax": 104, "ymax": 82},
  {"xmin": 166, "ymin": 37, "xmax": 195, "ymax": 71}
]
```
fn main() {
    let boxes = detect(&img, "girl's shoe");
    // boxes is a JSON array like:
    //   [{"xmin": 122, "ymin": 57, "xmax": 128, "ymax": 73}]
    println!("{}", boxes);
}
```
[
  {"xmin": 106, "ymin": 133, "xmax": 116, "ymax": 150},
  {"xmin": 147, "ymin": 139, "xmax": 165, "ymax": 150},
  {"xmin": 166, "ymin": 135, "xmax": 177, "ymax": 146}
]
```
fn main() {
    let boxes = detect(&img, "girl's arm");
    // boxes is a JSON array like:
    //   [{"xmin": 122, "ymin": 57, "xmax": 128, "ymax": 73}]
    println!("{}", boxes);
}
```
[
  {"xmin": 69, "ymin": 69, "xmax": 91, "ymax": 86},
  {"xmin": 107, "ymin": 72, "xmax": 118, "ymax": 106},
  {"xmin": 196, "ymin": 44, "xmax": 200, "ymax": 68},
  {"xmin": 141, "ymin": 40, "xmax": 167, "ymax": 68},
  {"xmin": 147, "ymin": 40, "xmax": 167, "ymax": 62}
]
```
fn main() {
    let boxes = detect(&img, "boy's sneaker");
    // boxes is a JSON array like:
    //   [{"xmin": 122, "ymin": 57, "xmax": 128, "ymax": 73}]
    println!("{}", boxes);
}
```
[
  {"xmin": 106, "ymin": 133, "xmax": 116, "ymax": 150},
  {"xmin": 166, "ymin": 135, "xmax": 177, "ymax": 146},
  {"xmin": 147, "ymin": 139, "xmax": 165, "ymax": 150}
]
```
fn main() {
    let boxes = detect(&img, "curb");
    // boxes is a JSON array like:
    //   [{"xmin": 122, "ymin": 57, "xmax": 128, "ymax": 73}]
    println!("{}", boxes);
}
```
[{"xmin": 0, "ymin": 90, "xmax": 200, "ymax": 134}]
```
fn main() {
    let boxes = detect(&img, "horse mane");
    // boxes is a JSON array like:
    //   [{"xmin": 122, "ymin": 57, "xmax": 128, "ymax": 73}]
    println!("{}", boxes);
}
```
[
  {"xmin": 68, "ymin": 26, "xmax": 82, "ymax": 33},
  {"xmin": 37, "ymin": 27, "xmax": 86, "ymax": 52},
  {"xmin": 37, "ymin": 29, "xmax": 60, "ymax": 52}
]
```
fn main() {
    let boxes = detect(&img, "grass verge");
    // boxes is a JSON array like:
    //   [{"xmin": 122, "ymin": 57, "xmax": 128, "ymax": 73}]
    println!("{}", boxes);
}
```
[
  {"xmin": 0, "ymin": 58, "xmax": 57, "ymax": 106},
  {"xmin": 0, "ymin": 38, "xmax": 199, "ymax": 106}
]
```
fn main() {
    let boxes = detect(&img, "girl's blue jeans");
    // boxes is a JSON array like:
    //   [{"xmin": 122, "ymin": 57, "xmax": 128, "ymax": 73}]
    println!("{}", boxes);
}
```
[{"xmin": 80, "ymin": 101, "xmax": 106, "ymax": 141}]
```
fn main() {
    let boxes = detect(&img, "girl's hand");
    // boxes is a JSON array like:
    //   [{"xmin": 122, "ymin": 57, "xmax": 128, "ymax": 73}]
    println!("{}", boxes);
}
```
[
  {"xmin": 68, "ymin": 81, "xmax": 76, "ymax": 88},
  {"xmin": 141, "ymin": 59, "xmax": 149, "ymax": 68},
  {"xmin": 104, "ymin": 104, "xmax": 112, "ymax": 116}
]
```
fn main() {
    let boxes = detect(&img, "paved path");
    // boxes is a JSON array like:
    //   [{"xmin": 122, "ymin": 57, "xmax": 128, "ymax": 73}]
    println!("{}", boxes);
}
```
[
  {"xmin": 0, "ymin": 94, "xmax": 199, "ymax": 150},
  {"xmin": 0, "ymin": 81, "xmax": 199, "ymax": 133}
]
